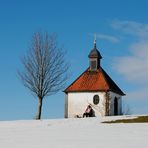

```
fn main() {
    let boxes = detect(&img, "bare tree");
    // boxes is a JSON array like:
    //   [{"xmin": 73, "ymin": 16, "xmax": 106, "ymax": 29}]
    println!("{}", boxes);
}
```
[{"xmin": 18, "ymin": 32, "xmax": 69, "ymax": 119}]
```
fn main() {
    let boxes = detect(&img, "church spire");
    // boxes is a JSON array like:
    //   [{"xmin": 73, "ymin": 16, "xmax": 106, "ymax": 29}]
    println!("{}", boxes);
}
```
[{"xmin": 88, "ymin": 36, "xmax": 102, "ymax": 71}]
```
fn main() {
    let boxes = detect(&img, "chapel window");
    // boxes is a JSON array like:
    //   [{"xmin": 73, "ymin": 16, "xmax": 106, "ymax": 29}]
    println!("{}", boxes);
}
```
[{"xmin": 93, "ymin": 95, "xmax": 99, "ymax": 105}]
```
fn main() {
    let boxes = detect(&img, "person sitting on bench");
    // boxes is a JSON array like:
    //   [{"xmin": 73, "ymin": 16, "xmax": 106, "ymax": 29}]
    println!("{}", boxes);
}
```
[{"xmin": 83, "ymin": 105, "xmax": 93, "ymax": 117}]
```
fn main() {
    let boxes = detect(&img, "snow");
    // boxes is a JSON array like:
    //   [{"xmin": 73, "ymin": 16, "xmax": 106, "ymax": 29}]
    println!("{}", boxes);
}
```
[{"xmin": 0, "ymin": 116, "xmax": 148, "ymax": 148}]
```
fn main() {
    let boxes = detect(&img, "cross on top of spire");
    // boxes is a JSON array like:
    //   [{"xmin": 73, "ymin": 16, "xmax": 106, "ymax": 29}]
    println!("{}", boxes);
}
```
[
  {"xmin": 94, "ymin": 34, "xmax": 97, "ymax": 49},
  {"xmin": 88, "ymin": 34, "xmax": 102, "ymax": 59}
]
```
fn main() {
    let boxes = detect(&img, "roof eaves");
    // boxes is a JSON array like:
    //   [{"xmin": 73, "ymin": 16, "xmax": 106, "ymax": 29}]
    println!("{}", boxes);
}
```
[{"xmin": 64, "ymin": 89, "xmax": 109, "ymax": 93}]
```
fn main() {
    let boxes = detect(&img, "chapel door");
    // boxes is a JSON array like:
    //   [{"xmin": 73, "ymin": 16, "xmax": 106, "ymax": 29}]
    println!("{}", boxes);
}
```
[{"xmin": 114, "ymin": 97, "xmax": 118, "ymax": 115}]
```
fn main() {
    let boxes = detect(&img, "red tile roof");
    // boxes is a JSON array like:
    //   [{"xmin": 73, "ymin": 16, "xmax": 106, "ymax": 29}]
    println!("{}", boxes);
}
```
[{"xmin": 64, "ymin": 67, "xmax": 125, "ymax": 95}]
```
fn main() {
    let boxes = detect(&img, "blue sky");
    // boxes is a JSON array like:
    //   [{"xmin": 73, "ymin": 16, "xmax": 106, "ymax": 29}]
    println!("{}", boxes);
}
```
[{"xmin": 0, "ymin": 0, "xmax": 148, "ymax": 120}]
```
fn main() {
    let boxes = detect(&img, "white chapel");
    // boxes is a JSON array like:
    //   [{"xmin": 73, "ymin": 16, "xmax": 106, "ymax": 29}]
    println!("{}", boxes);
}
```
[{"xmin": 64, "ymin": 39, "xmax": 125, "ymax": 118}]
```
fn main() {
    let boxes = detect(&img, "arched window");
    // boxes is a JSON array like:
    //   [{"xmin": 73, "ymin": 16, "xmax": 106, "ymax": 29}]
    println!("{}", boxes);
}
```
[{"xmin": 93, "ymin": 95, "xmax": 99, "ymax": 105}]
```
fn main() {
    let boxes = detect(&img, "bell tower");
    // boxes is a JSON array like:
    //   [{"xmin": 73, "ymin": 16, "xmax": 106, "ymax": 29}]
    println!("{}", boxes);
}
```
[{"xmin": 88, "ymin": 37, "xmax": 102, "ymax": 71}]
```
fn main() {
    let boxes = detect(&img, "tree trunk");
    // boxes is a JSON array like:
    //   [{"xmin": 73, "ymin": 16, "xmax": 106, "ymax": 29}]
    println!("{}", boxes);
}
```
[{"xmin": 36, "ymin": 98, "xmax": 43, "ymax": 120}]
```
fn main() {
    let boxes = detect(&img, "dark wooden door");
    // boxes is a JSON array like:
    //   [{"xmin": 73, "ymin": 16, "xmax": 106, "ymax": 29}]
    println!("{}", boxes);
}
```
[{"xmin": 114, "ymin": 97, "xmax": 118, "ymax": 115}]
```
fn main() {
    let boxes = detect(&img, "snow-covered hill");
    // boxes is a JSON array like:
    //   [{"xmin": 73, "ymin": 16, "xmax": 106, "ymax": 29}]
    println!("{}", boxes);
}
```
[{"xmin": 0, "ymin": 116, "xmax": 148, "ymax": 148}]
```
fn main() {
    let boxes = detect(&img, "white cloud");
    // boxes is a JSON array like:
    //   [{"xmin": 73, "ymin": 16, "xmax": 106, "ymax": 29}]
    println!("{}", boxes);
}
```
[
  {"xmin": 111, "ymin": 20, "xmax": 148, "ymax": 38},
  {"xmin": 112, "ymin": 20, "xmax": 148, "ymax": 85},
  {"xmin": 130, "ymin": 42, "xmax": 148, "ymax": 59},
  {"xmin": 89, "ymin": 33, "xmax": 119, "ymax": 43},
  {"xmin": 114, "ymin": 41, "xmax": 148, "ymax": 85},
  {"xmin": 96, "ymin": 33, "xmax": 119, "ymax": 43}
]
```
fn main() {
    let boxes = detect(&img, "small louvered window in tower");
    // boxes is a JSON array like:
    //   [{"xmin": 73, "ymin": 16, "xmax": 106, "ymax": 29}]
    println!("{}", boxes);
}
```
[{"xmin": 90, "ymin": 60, "xmax": 97, "ymax": 71}]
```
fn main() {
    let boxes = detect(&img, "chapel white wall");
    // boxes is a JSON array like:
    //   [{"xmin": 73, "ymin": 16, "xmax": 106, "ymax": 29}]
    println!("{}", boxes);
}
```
[
  {"xmin": 65, "ymin": 92, "xmax": 106, "ymax": 118},
  {"xmin": 65, "ymin": 91, "xmax": 122, "ymax": 118}
]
